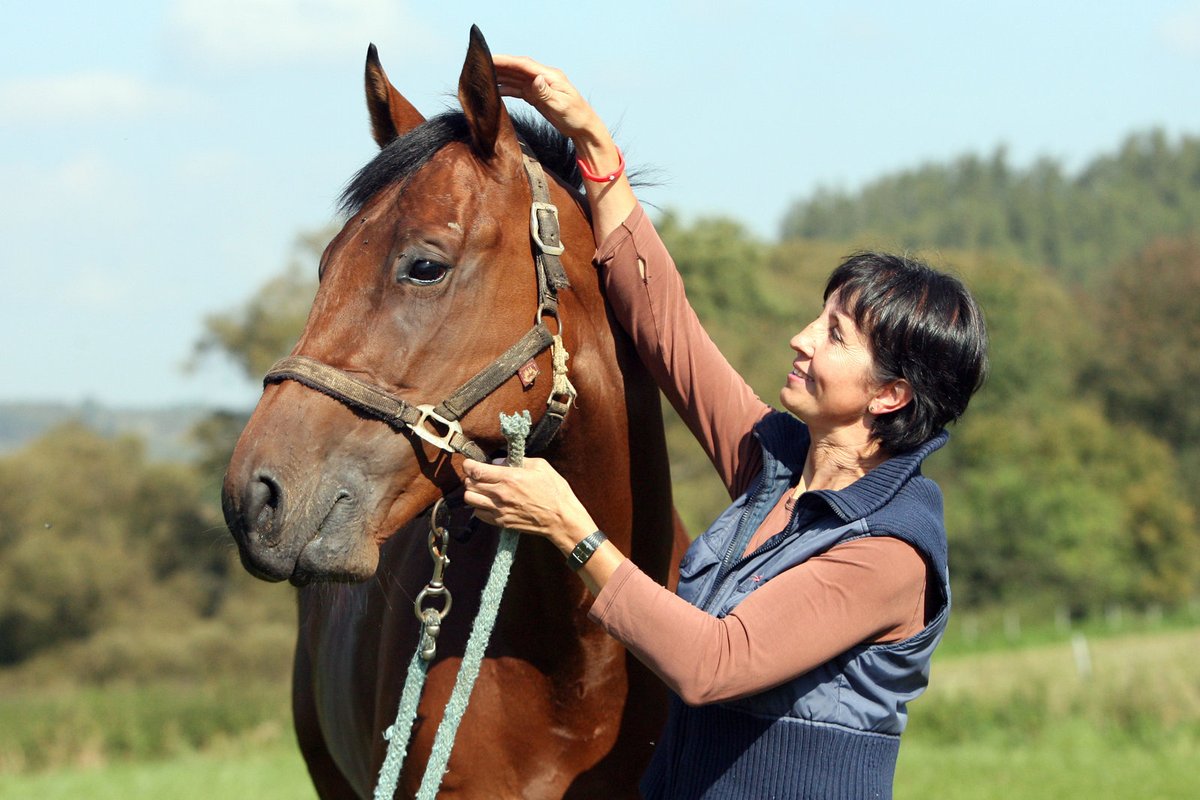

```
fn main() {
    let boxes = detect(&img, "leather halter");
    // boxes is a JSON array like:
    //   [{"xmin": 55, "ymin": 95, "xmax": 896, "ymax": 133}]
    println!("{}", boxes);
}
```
[{"xmin": 262, "ymin": 143, "xmax": 576, "ymax": 462}]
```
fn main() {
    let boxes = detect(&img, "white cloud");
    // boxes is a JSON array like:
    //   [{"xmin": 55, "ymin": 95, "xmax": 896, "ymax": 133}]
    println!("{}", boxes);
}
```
[
  {"xmin": 831, "ymin": 12, "xmax": 888, "ymax": 44},
  {"xmin": 61, "ymin": 265, "xmax": 136, "ymax": 311},
  {"xmin": 1159, "ymin": 4, "xmax": 1200, "ymax": 56},
  {"xmin": 167, "ymin": 0, "xmax": 436, "ymax": 68},
  {"xmin": 49, "ymin": 153, "xmax": 125, "ymax": 198},
  {"xmin": 0, "ymin": 72, "xmax": 194, "ymax": 125},
  {"xmin": 0, "ymin": 153, "xmax": 142, "ymax": 317},
  {"xmin": 0, "ymin": 153, "xmax": 135, "ymax": 222}
]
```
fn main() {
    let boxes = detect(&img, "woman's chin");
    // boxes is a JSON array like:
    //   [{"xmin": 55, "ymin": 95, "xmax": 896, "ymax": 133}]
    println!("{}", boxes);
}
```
[{"xmin": 779, "ymin": 385, "xmax": 810, "ymax": 419}]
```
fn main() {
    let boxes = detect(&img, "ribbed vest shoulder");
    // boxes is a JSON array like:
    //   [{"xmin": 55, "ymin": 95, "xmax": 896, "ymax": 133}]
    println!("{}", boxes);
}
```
[
  {"xmin": 752, "ymin": 410, "xmax": 810, "ymax": 468},
  {"xmin": 864, "ymin": 472, "xmax": 948, "ymax": 581}
]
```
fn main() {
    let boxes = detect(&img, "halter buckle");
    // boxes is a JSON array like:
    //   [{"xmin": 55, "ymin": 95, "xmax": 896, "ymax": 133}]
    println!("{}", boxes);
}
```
[
  {"xmin": 530, "ymin": 201, "xmax": 565, "ymax": 256},
  {"xmin": 412, "ymin": 404, "xmax": 465, "ymax": 454}
]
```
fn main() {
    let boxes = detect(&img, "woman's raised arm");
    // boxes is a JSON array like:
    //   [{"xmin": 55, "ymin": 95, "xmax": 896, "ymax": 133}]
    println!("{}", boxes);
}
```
[{"xmin": 496, "ymin": 54, "xmax": 769, "ymax": 493}]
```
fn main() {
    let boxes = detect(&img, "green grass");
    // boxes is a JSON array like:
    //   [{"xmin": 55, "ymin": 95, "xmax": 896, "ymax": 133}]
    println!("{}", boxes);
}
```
[
  {"xmin": 0, "ymin": 741, "xmax": 315, "ymax": 800},
  {"xmin": 1, "ymin": 726, "xmax": 1193, "ymax": 800},
  {"xmin": 936, "ymin": 600, "xmax": 1200, "ymax": 657},
  {"xmin": 0, "ymin": 625, "xmax": 1196, "ymax": 798},
  {"xmin": 897, "ymin": 724, "xmax": 1199, "ymax": 799},
  {"xmin": 0, "ymin": 679, "xmax": 294, "ymax": 772},
  {"xmin": 895, "ymin": 626, "xmax": 1200, "ymax": 798}
]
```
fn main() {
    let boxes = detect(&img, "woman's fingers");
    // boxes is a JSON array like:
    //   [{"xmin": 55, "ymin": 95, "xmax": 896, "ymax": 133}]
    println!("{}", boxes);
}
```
[
  {"xmin": 491, "ymin": 54, "xmax": 598, "ymax": 140},
  {"xmin": 461, "ymin": 457, "xmax": 596, "ymax": 548},
  {"xmin": 463, "ymin": 459, "xmax": 532, "ymax": 509},
  {"xmin": 462, "ymin": 458, "xmax": 559, "ymax": 533},
  {"xmin": 492, "ymin": 54, "xmax": 554, "ymax": 79},
  {"xmin": 462, "ymin": 458, "xmax": 508, "ymax": 485}
]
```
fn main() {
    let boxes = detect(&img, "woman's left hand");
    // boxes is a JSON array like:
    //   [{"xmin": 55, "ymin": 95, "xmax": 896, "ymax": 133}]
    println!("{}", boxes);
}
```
[{"xmin": 462, "ymin": 458, "xmax": 597, "ymax": 550}]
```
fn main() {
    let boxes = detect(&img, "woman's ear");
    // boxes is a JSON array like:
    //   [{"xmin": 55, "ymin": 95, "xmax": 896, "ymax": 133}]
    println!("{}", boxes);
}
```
[{"xmin": 870, "ymin": 379, "xmax": 913, "ymax": 416}]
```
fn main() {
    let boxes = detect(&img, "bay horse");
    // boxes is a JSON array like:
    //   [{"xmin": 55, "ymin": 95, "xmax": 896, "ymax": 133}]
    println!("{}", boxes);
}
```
[{"xmin": 222, "ymin": 27, "xmax": 681, "ymax": 799}]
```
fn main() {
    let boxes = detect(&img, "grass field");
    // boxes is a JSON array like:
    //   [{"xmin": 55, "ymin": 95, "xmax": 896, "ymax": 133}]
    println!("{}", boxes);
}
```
[
  {"xmin": 1, "ymin": 726, "xmax": 1192, "ymax": 800},
  {"xmin": 899, "ymin": 727, "xmax": 1198, "ymax": 799},
  {"xmin": 1, "ymin": 626, "xmax": 1196, "ymax": 799},
  {"xmin": 0, "ymin": 742, "xmax": 314, "ymax": 800}
]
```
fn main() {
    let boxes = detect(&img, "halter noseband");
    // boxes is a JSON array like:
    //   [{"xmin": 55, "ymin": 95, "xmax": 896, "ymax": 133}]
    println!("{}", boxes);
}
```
[{"xmin": 262, "ymin": 143, "xmax": 577, "ymax": 461}]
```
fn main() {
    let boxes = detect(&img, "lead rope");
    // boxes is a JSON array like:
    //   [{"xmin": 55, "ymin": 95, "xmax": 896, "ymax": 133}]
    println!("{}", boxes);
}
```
[{"xmin": 374, "ymin": 411, "xmax": 532, "ymax": 800}]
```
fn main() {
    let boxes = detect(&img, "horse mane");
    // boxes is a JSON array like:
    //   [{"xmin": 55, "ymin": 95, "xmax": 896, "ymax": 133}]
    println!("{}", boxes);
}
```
[{"xmin": 339, "ymin": 111, "xmax": 583, "ymax": 216}]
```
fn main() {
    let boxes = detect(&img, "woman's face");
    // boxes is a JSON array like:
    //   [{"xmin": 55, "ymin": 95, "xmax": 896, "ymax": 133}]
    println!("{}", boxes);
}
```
[{"xmin": 780, "ymin": 293, "xmax": 881, "ymax": 434}]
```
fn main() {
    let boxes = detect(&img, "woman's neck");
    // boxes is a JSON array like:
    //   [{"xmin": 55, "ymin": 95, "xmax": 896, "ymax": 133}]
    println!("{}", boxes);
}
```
[{"xmin": 797, "ymin": 430, "xmax": 887, "ymax": 494}]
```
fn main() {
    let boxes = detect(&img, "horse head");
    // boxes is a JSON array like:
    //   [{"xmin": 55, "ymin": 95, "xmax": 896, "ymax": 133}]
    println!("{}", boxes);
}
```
[{"xmin": 222, "ymin": 27, "xmax": 595, "ymax": 584}]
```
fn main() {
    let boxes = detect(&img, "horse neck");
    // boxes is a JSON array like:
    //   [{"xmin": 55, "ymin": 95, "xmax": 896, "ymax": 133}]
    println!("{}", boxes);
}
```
[{"xmin": 545, "ymin": 265, "xmax": 676, "ymax": 585}]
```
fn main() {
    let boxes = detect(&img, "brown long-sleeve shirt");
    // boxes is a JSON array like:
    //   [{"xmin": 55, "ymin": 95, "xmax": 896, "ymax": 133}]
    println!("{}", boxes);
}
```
[{"xmin": 587, "ymin": 204, "xmax": 928, "ymax": 705}]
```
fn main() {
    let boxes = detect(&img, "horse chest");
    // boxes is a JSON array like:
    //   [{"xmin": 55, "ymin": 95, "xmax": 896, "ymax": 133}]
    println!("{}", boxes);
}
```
[{"xmin": 306, "ymin": 584, "xmax": 382, "ymax": 791}]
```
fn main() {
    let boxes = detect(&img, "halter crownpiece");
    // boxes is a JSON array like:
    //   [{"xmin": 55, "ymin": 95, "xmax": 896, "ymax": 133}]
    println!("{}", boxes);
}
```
[{"xmin": 263, "ymin": 142, "xmax": 576, "ymax": 460}]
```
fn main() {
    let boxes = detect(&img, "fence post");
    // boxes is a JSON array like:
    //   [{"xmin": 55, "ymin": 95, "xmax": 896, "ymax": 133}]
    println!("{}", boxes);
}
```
[{"xmin": 1071, "ymin": 633, "xmax": 1092, "ymax": 680}]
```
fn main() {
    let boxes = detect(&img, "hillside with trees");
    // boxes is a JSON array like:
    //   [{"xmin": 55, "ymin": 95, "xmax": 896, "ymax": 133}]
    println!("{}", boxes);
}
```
[{"xmin": 780, "ymin": 129, "xmax": 1200, "ymax": 286}]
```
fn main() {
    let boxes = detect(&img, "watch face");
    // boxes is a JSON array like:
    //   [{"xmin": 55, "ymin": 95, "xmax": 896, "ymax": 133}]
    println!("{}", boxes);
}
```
[{"xmin": 569, "ymin": 531, "xmax": 605, "ymax": 571}]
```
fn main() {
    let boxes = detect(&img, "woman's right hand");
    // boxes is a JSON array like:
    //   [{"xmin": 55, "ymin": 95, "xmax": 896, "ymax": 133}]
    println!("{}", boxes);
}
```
[
  {"xmin": 493, "ymin": 55, "xmax": 605, "ymax": 144},
  {"xmin": 495, "ymin": 53, "xmax": 636, "ymax": 245}
]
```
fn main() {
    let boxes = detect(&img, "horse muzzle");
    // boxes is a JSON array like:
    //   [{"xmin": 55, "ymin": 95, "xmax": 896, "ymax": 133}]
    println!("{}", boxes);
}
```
[{"xmin": 223, "ymin": 460, "xmax": 381, "ymax": 585}]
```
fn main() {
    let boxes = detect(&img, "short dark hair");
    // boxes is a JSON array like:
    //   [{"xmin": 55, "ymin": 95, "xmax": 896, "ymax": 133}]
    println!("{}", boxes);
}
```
[{"xmin": 825, "ymin": 252, "xmax": 988, "ymax": 454}]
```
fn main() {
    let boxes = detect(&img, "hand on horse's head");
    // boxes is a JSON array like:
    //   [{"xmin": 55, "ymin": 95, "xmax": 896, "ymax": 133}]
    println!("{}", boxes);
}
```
[
  {"xmin": 493, "ymin": 52, "xmax": 634, "ymax": 245},
  {"xmin": 462, "ymin": 457, "xmax": 597, "ymax": 551},
  {"xmin": 493, "ymin": 54, "xmax": 604, "ymax": 144}
]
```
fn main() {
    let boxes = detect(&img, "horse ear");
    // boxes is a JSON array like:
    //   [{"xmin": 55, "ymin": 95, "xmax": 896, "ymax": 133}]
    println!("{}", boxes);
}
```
[
  {"xmin": 365, "ymin": 43, "xmax": 425, "ymax": 148},
  {"xmin": 457, "ymin": 26, "xmax": 520, "ymax": 165}
]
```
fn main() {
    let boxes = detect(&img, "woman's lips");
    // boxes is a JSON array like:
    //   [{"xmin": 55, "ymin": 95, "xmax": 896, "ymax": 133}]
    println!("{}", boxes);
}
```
[{"xmin": 788, "ymin": 365, "xmax": 812, "ymax": 384}]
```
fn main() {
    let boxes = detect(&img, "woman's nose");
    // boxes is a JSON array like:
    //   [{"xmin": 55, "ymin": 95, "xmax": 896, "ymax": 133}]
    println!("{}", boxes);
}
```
[{"xmin": 791, "ymin": 325, "xmax": 815, "ymax": 354}]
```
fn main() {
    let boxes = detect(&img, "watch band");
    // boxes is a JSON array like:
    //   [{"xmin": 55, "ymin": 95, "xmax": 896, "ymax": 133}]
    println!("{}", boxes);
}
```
[{"xmin": 566, "ymin": 530, "xmax": 608, "ymax": 572}]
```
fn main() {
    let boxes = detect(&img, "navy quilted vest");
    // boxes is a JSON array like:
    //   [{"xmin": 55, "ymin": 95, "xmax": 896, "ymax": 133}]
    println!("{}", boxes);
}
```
[{"xmin": 641, "ymin": 412, "xmax": 951, "ymax": 800}]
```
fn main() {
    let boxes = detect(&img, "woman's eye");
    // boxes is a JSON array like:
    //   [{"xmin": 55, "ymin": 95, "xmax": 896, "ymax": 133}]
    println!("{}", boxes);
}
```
[{"xmin": 404, "ymin": 259, "xmax": 450, "ymax": 285}]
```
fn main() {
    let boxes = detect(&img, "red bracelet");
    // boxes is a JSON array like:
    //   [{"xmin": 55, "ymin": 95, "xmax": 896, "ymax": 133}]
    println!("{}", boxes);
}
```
[{"xmin": 577, "ymin": 148, "xmax": 625, "ymax": 183}]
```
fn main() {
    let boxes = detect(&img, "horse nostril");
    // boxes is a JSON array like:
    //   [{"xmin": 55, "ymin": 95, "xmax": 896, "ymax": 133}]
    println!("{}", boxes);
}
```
[{"xmin": 245, "ymin": 471, "xmax": 284, "ymax": 544}]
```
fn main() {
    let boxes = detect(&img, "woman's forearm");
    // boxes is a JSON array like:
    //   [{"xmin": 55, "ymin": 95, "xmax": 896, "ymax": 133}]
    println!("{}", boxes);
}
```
[{"xmin": 589, "ymin": 537, "xmax": 928, "ymax": 705}]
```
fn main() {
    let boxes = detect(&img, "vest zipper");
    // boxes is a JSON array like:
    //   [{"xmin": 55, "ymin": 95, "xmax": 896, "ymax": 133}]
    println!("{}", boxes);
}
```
[
  {"xmin": 700, "ymin": 480, "xmax": 814, "ymax": 615},
  {"xmin": 699, "ymin": 468, "xmax": 768, "ymax": 613}
]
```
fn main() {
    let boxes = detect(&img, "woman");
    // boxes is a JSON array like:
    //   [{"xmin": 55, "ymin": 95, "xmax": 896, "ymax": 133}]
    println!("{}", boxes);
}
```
[{"xmin": 464, "ymin": 55, "xmax": 988, "ymax": 799}]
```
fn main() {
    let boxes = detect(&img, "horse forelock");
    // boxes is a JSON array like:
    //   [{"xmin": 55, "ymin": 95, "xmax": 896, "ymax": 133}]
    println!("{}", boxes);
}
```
[{"xmin": 338, "ymin": 111, "xmax": 583, "ymax": 217}]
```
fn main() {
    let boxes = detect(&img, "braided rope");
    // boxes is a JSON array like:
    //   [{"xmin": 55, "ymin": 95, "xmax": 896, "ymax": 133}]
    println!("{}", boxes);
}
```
[
  {"xmin": 373, "ymin": 608, "xmax": 440, "ymax": 800},
  {"xmin": 374, "ymin": 411, "xmax": 532, "ymax": 800}
]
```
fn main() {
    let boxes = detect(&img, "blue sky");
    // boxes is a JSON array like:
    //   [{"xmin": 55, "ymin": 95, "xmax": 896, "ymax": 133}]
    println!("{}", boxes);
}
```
[{"xmin": 3, "ymin": 1, "xmax": 1199, "ymax": 409}]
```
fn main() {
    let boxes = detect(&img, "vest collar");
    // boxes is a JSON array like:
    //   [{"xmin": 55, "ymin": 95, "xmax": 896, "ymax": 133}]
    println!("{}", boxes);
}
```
[{"xmin": 753, "ymin": 412, "xmax": 948, "ymax": 523}]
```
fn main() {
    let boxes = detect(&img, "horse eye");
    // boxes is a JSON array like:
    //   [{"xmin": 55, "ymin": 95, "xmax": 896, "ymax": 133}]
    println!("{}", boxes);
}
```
[{"xmin": 404, "ymin": 259, "xmax": 450, "ymax": 285}]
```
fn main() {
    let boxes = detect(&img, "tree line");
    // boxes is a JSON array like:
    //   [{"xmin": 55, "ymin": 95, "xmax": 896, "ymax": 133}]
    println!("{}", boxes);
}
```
[
  {"xmin": 781, "ymin": 129, "xmax": 1200, "ymax": 287},
  {"xmin": 1, "ymin": 129, "xmax": 1196, "ymax": 672}
]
